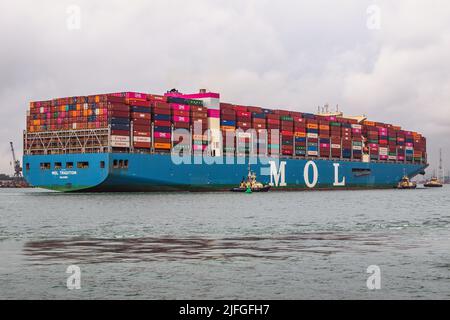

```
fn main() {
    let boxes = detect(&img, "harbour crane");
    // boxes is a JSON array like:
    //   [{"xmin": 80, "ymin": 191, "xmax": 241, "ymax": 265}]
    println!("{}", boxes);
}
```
[{"xmin": 9, "ymin": 142, "xmax": 22, "ymax": 178}]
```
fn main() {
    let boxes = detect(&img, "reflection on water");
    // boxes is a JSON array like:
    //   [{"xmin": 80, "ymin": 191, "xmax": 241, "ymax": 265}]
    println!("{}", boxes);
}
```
[{"xmin": 23, "ymin": 232, "xmax": 406, "ymax": 265}]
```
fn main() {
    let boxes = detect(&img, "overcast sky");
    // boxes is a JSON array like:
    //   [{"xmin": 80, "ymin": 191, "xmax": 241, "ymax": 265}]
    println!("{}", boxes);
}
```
[{"xmin": 1, "ymin": 0, "xmax": 449, "ymax": 174}]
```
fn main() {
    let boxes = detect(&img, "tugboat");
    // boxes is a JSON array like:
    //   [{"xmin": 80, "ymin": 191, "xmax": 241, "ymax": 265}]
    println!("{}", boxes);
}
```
[
  {"xmin": 231, "ymin": 166, "xmax": 271, "ymax": 192},
  {"xmin": 424, "ymin": 176, "xmax": 443, "ymax": 188},
  {"xmin": 397, "ymin": 173, "xmax": 417, "ymax": 189}
]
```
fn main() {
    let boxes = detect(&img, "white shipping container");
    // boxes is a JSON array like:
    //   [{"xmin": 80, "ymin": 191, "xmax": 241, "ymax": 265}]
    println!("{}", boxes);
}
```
[
  {"xmin": 388, "ymin": 156, "xmax": 397, "ymax": 160},
  {"xmin": 352, "ymin": 146, "xmax": 362, "ymax": 151},
  {"xmin": 351, "ymin": 124, "xmax": 362, "ymax": 130},
  {"xmin": 237, "ymin": 132, "xmax": 252, "ymax": 138},
  {"xmin": 307, "ymin": 151, "xmax": 318, "ymax": 156},
  {"xmin": 133, "ymin": 136, "xmax": 151, "ymax": 143},
  {"xmin": 307, "ymin": 133, "xmax": 318, "ymax": 139},
  {"xmin": 331, "ymin": 144, "xmax": 341, "ymax": 149},
  {"xmin": 111, "ymin": 141, "xmax": 130, "ymax": 148},
  {"xmin": 111, "ymin": 135, "xmax": 130, "ymax": 143}
]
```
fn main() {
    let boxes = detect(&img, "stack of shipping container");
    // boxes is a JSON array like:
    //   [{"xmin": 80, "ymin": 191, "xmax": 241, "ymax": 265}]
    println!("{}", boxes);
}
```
[{"xmin": 25, "ymin": 92, "xmax": 427, "ymax": 164}]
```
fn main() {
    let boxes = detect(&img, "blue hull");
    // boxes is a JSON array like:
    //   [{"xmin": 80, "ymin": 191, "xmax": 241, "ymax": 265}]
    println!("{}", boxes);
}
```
[{"xmin": 23, "ymin": 153, "xmax": 427, "ymax": 192}]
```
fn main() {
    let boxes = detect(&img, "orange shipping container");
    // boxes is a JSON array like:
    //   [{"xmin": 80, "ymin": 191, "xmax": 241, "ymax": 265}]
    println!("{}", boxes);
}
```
[
  {"xmin": 294, "ymin": 132, "xmax": 306, "ymax": 138},
  {"xmin": 154, "ymin": 143, "xmax": 171, "ymax": 149}
]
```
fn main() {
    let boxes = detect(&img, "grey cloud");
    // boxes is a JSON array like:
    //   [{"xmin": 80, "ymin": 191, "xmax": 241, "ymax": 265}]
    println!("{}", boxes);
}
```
[{"xmin": 0, "ymin": 0, "xmax": 449, "ymax": 174}]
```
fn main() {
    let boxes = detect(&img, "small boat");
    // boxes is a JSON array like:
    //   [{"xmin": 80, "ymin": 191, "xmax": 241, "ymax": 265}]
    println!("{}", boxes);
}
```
[
  {"xmin": 231, "ymin": 166, "xmax": 271, "ymax": 192},
  {"xmin": 397, "ymin": 175, "xmax": 417, "ymax": 189},
  {"xmin": 231, "ymin": 185, "xmax": 272, "ymax": 192},
  {"xmin": 424, "ymin": 176, "xmax": 443, "ymax": 188}
]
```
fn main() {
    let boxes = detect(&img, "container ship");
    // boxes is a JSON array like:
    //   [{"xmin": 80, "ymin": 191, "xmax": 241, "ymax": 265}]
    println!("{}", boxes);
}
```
[{"xmin": 23, "ymin": 89, "xmax": 428, "ymax": 192}]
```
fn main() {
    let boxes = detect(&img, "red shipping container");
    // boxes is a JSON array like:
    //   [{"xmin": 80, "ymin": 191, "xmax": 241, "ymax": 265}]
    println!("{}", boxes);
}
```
[
  {"xmin": 131, "ymin": 112, "xmax": 151, "ymax": 120},
  {"xmin": 173, "ymin": 110, "xmax": 190, "ymax": 117},
  {"xmin": 132, "ymin": 118, "xmax": 150, "ymax": 126},
  {"xmin": 192, "ymin": 112, "xmax": 208, "ymax": 119},
  {"xmin": 252, "ymin": 118, "xmax": 266, "ymax": 124},
  {"xmin": 107, "ymin": 105, "xmax": 129, "ymax": 113},
  {"xmin": 154, "ymin": 120, "xmax": 172, "ymax": 127},
  {"xmin": 173, "ymin": 122, "xmax": 190, "ymax": 129},
  {"xmin": 267, "ymin": 118, "xmax": 280, "ymax": 125},
  {"xmin": 237, "ymin": 111, "xmax": 251, "ymax": 118},
  {"xmin": 267, "ymin": 114, "xmax": 280, "ymax": 120},
  {"xmin": 134, "ymin": 125, "xmax": 151, "ymax": 132},
  {"xmin": 111, "ymin": 130, "xmax": 129, "ymax": 136},
  {"xmin": 234, "ymin": 105, "xmax": 248, "ymax": 112},
  {"xmin": 134, "ymin": 142, "xmax": 151, "ymax": 149},
  {"xmin": 154, "ymin": 137, "xmax": 171, "ymax": 144},
  {"xmin": 237, "ymin": 122, "xmax": 251, "ymax": 128},
  {"xmin": 253, "ymin": 123, "xmax": 266, "ymax": 129},
  {"xmin": 128, "ymin": 100, "xmax": 151, "ymax": 107},
  {"xmin": 134, "ymin": 131, "xmax": 151, "ymax": 137},
  {"xmin": 153, "ymin": 108, "xmax": 171, "ymax": 115},
  {"xmin": 267, "ymin": 123, "xmax": 280, "ymax": 129},
  {"xmin": 147, "ymin": 94, "xmax": 167, "ymax": 102},
  {"xmin": 191, "ymin": 106, "xmax": 207, "ymax": 113},
  {"xmin": 153, "ymin": 101, "xmax": 170, "ymax": 109}
]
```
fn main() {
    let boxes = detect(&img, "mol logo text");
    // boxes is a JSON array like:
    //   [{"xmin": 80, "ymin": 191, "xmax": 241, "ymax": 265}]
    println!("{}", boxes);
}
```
[{"xmin": 268, "ymin": 161, "xmax": 346, "ymax": 188}]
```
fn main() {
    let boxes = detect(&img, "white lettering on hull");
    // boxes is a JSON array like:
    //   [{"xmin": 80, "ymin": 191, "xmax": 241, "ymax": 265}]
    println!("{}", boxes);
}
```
[
  {"xmin": 266, "ymin": 161, "xmax": 346, "ymax": 188},
  {"xmin": 268, "ymin": 161, "xmax": 287, "ymax": 187},
  {"xmin": 333, "ymin": 163, "xmax": 346, "ymax": 186},
  {"xmin": 304, "ymin": 161, "xmax": 319, "ymax": 188}
]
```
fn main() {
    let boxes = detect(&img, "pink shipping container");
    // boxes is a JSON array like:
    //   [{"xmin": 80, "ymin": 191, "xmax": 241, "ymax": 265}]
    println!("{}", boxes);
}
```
[
  {"xmin": 193, "ymin": 145, "xmax": 207, "ymax": 151},
  {"xmin": 379, "ymin": 155, "xmax": 388, "ymax": 160},
  {"xmin": 173, "ymin": 116, "xmax": 190, "ymax": 123},
  {"xmin": 171, "ymin": 104, "xmax": 191, "ymax": 111},
  {"xmin": 207, "ymin": 109, "xmax": 220, "ymax": 118},
  {"xmin": 154, "ymin": 132, "xmax": 171, "ymax": 139}
]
